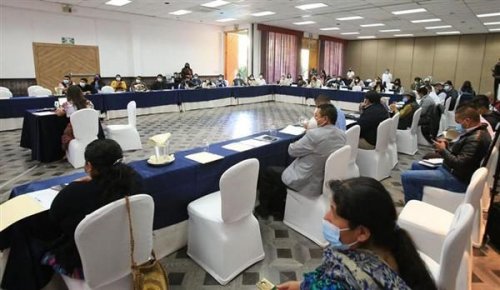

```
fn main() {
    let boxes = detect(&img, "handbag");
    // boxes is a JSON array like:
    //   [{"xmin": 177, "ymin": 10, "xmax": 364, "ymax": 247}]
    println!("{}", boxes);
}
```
[{"xmin": 125, "ymin": 195, "xmax": 170, "ymax": 290}]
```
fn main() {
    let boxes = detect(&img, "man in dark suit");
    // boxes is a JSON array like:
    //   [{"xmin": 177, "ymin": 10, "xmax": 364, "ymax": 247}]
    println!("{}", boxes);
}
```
[{"xmin": 357, "ymin": 91, "xmax": 390, "ymax": 149}]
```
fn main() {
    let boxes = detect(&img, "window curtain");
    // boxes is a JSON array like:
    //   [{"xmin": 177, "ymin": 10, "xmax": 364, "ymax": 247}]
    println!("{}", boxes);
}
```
[
  {"xmin": 319, "ymin": 38, "xmax": 345, "ymax": 77},
  {"xmin": 260, "ymin": 26, "xmax": 300, "ymax": 84}
]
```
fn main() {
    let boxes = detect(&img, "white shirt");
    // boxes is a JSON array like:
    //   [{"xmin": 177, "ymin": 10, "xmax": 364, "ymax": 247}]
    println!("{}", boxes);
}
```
[
  {"xmin": 346, "ymin": 70, "xmax": 355, "ymax": 79},
  {"xmin": 257, "ymin": 78, "xmax": 267, "ymax": 86},
  {"xmin": 382, "ymin": 72, "xmax": 392, "ymax": 85}
]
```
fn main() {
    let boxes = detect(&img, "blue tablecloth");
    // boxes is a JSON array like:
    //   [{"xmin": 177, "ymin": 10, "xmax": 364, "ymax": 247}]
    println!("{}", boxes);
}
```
[
  {"xmin": 0, "ymin": 96, "xmax": 57, "ymax": 118},
  {"xmin": 100, "ymin": 90, "xmax": 179, "ymax": 111},
  {"xmin": 232, "ymin": 85, "xmax": 274, "ymax": 98},
  {"xmin": 177, "ymin": 87, "xmax": 232, "ymax": 103},
  {"xmin": 11, "ymin": 131, "xmax": 300, "ymax": 230}
]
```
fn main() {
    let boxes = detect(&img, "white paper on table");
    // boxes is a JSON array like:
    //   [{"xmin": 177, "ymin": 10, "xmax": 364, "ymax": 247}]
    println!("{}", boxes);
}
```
[
  {"xmin": 26, "ymin": 188, "xmax": 59, "ymax": 209},
  {"xmin": 240, "ymin": 138, "xmax": 270, "ymax": 148},
  {"xmin": 33, "ymin": 111, "xmax": 55, "ymax": 116},
  {"xmin": 222, "ymin": 142, "xmax": 255, "ymax": 152},
  {"xmin": 346, "ymin": 119, "xmax": 357, "ymax": 126},
  {"xmin": 185, "ymin": 152, "xmax": 224, "ymax": 164},
  {"xmin": 280, "ymin": 125, "xmax": 305, "ymax": 136}
]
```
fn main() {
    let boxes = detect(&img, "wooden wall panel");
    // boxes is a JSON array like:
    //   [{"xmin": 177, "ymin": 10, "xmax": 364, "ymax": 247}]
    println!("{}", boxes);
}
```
[
  {"xmin": 376, "ymin": 39, "xmax": 396, "ymax": 77},
  {"xmin": 33, "ymin": 43, "xmax": 100, "ymax": 92},
  {"xmin": 344, "ymin": 41, "xmax": 362, "ymax": 77},
  {"xmin": 225, "ymin": 32, "xmax": 240, "ymax": 85},
  {"xmin": 455, "ymin": 34, "xmax": 486, "ymax": 91},
  {"xmin": 432, "ymin": 36, "xmax": 459, "ymax": 84},
  {"xmin": 412, "ymin": 37, "xmax": 435, "ymax": 80},
  {"xmin": 480, "ymin": 34, "xmax": 500, "ymax": 94},
  {"xmin": 393, "ymin": 38, "xmax": 414, "ymax": 88},
  {"xmin": 360, "ymin": 40, "xmax": 378, "ymax": 79}
]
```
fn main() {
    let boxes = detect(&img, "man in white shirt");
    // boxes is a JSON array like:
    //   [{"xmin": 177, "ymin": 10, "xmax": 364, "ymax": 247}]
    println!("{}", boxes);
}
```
[
  {"xmin": 382, "ymin": 69, "xmax": 393, "ymax": 87},
  {"xmin": 346, "ymin": 68, "xmax": 355, "ymax": 80},
  {"xmin": 257, "ymin": 74, "xmax": 267, "ymax": 86}
]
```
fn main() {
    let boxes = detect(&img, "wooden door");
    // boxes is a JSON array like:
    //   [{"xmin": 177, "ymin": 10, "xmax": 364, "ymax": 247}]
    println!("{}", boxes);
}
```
[{"xmin": 33, "ymin": 43, "xmax": 100, "ymax": 93}]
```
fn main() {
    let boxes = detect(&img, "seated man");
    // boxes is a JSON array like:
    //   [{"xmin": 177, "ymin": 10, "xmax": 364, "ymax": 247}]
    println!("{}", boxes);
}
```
[
  {"xmin": 78, "ymin": 78, "xmax": 96, "ymax": 95},
  {"xmin": 357, "ymin": 91, "xmax": 389, "ymax": 149},
  {"xmin": 307, "ymin": 95, "xmax": 347, "ymax": 131},
  {"xmin": 190, "ymin": 74, "xmax": 202, "ymax": 88},
  {"xmin": 215, "ymin": 74, "xmax": 228, "ymax": 87},
  {"xmin": 232, "ymin": 73, "xmax": 245, "ymax": 87},
  {"xmin": 256, "ymin": 104, "xmax": 346, "ymax": 219},
  {"xmin": 151, "ymin": 74, "xmax": 169, "ymax": 90},
  {"xmin": 401, "ymin": 104, "xmax": 491, "ymax": 202},
  {"xmin": 472, "ymin": 94, "xmax": 500, "ymax": 132}
]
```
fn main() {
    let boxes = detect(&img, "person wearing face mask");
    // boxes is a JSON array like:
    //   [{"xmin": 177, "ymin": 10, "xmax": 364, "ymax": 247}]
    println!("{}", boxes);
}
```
[
  {"xmin": 278, "ymin": 75, "xmax": 287, "ymax": 86},
  {"xmin": 215, "ymin": 74, "xmax": 228, "ymax": 88},
  {"xmin": 390, "ymin": 92, "xmax": 420, "ymax": 130},
  {"xmin": 256, "ymin": 104, "xmax": 346, "ymax": 220},
  {"xmin": 78, "ymin": 78, "xmax": 95, "ymax": 95},
  {"xmin": 443, "ymin": 80, "xmax": 459, "ymax": 111},
  {"xmin": 129, "ymin": 76, "xmax": 148, "ymax": 92},
  {"xmin": 247, "ymin": 74, "xmax": 258, "ymax": 86},
  {"xmin": 90, "ymin": 74, "xmax": 105, "ymax": 92},
  {"xmin": 410, "ymin": 76, "xmax": 423, "ymax": 91},
  {"xmin": 232, "ymin": 73, "xmax": 245, "ymax": 87},
  {"xmin": 257, "ymin": 74, "xmax": 267, "ymax": 86},
  {"xmin": 57, "ymin": 75, "xmax": 75, "ymax": 94},
  {"xmin": 180, "ymin": 63, "xmax": 193, "ymax": 80},
  {"xmin": 357, "ymin": 91, "xmax": 389, "ymax": 149},
  {"xmin": 110, "ymin": 74, "xmax": 127, "ymax": 92},
  {"xmin": 188, "ymin": 73, "xmax": 202, "ymax": 88},
  {"xmin": 285, "ymin": 73, "xmax": 293, "ymax": 86},
  {"xmin": 308, "ymin": 75, "xmax": 322, "ymax": 88},
  {"xmin": 277, "ymin": 177, "xmax": 437, "ymax": 290},
  {"xmin": 416, "ymin": 86, "xmax": 439, "ymax": 143},
  {"xmin": 151, "ymin": 74, "xmax": 168, "ymax": 90},
  {"xmin": 381, "ymin": 69, "xmax": 392, "ymax": 87},
  {"xmin": 306, "ymin": 95, "xmax": 347, "ymax": 131},
  {"xmin": 296, "ymin": 75, "xmax": 307, "ymax": 87},
  {"xmin": 402, "ymin": 103, "xmax": 491, "ymax": 202},
  {"xmin": 346, "ymin": 68, "xmax": 355, "ymax": 80},
  {"xmin": 349, "ymin": 76, "xmax": 364, "ymax": 90},
  {"xmin": 391, "ymin": 78, "xmax": 404, "ymax": 94}
]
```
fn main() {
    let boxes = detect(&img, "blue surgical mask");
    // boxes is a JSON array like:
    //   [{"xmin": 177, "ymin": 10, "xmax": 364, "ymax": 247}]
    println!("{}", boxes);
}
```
[
  {"xmin": 322, "ymin": 220, "xmax": 357, "ymax": 250},
  {"xmin": 455, "ymin": 123, "xmax": 464, "ymax": 132},
  {"xmin": 403, "ymin": 97, "xmax": 409, "ymax": 103}
]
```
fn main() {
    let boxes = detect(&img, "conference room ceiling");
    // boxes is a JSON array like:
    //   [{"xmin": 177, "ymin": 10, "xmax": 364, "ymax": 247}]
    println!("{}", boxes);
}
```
[{"xmin": 43, "ymin": 0, "xmax": 500, "ymax": 39}]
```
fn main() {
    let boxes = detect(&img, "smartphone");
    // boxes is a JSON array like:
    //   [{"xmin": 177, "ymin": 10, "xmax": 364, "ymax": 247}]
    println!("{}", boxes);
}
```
[{"xmin": 256, "ymin": 278, "xmax": 277, "ymax": 290}]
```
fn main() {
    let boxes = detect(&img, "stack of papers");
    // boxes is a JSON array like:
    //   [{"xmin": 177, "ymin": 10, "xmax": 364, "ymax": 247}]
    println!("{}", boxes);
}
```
[
  {"xmin": 418, "ymin": 158, "xmax": 444, "ymax": 168},
  {"xmin": 185, "ymin": 152, "xmax": 224, "ymax": 164},
  {"xmin": 280, "ymin": 125, "xmax": 305, "ymax": 136},
  {"xmin": 222, "ymin": 142, "xmax": 255, "ymax": 152},
  {"xmin": 240, "ymin": 138, "xmax": 270, "ymax": 148},
  {"xmin": 33, "ymin": 111, "xmax": 55, "ymax": 116}
]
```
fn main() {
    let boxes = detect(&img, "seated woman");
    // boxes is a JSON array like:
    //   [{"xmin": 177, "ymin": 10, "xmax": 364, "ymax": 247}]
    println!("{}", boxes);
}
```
[
  {"xmin": 390, "ymin": 92, "xmax": 420, "ymax": 130},
  {"xmin": 0, "ymin": 139, "xmax": 141, "ymax": 290},
  {"xmin": 278, "ymin": 177, "xmax": 436, "ymax": 290},
  {"xmin": 55, "ymin": 85, "xmax": 94, "ymax": 151}
]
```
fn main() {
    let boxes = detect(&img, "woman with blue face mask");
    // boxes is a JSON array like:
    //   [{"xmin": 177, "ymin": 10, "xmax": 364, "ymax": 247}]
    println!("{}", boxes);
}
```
[{"xmin": 278, "ymin": 177, "xmax": 436, "ymax": 290}]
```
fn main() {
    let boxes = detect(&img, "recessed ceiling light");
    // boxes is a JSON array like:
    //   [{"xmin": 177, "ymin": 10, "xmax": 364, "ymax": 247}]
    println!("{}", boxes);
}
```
[
  {"xmin": 360, "ymin": 23, "xmax": 385, "ymax": 27},
  {"xmin": 477, "ymin": 12, "xmax": 500, "ymax": 18},
  {"xmin": 484, "ymin": 21, "xmax": 500, "ymax": 26},
  {"xmin": 489, "ymin": 28, "xmax": 500, "ymax": 31},
  {"xmin": 379, "ymin": 29, "xmax": 401, "ymax": 32},
  {"xmin": 436, "ymin": 31, "xmax": 460, "ymax": 35},
  {"xmin": 293, "ymin": 21, "xmax": 316, "ymax": 25},
  {"xmin": 392, "ymin": 8, "xmax": 427, "ymax": 15},
  {"xmin": 394, "ymin": 34, "xmax": 414, "ymax": 37},
  {"xmin": 296, "ymin": 3, "xmax": 328, "ymax": 10},
  {"xmin": 105, "ymin": 0, "xmax": 131, "ymax": 6},
  {"xmin": 357, "ymin": 36, "xmax": 376, "ymax": 39},
  {"xmin": 201, "ymin": 0, "xmax": 229, "ymax": 8},
  {"xmin": 336, "ymin": 16, "xmax": 363, "ymax": 21},
  {"xmin": 169, "ymin": 10, "xmax": 192, "ymax": 15},
  {"xmin": 425, "ymin": 25, "xmax": 452, "ymax": 30},
  {"xmin": 341, "ymin": 32, "xmax": 360, "ymax": 35},
  {"xmin": 302, "ymin": 15, "xmax": 312, "ymax": 18},
  {"xmin": 251, "ymin": 11, "xmax": 275, "ymax": 17},
  {"xmin": 216, "ymin": 18, "xmax": 236, "ymax": 22},
  {"xmin": 411, "ymin": 18, "xmax": 441, "ymax": 23},
  {"xmin": 320, "ymin": 27, "xmax": 340, "ymax": 31}
]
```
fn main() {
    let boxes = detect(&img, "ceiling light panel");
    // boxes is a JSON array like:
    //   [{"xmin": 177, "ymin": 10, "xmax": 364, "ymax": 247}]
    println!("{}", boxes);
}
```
[
  {"xmin": 296, "ymin": 3, "xmax": 328, "ymax": 10},
  {"xmin": 336, "ymin": 16, "xmax": 363, "ymax": 21},
  {"xmin": 169, "ymin": 10, "xmax": 192, "ymax": 16},
  {"xmin": 436, "ymin": 31, "xmax": 460, "ymax": 35},
  {"xmin": 425, "ymin": 25, "xmax": 452, "ymax": 29},
  {"xmin": 216, "ymin": 18, "xmax": 236, "ymax": 22},
  {"xmin": 105, "ymin": 0, "xmax": 131, "ymax": 7},
  {"xmin": 251, "ymin": 11, "xmax": 275, "ymax": 17},
  {"xmin": 320, "ymin": 27, "xmax": 340, "ymax": 31},
  {"xmin": 360, "ymin": 23, "xmax": 385, "ymax": 27},
  {"xmin": 394, "ymin": 34, "xmax": 414, "ymax": 37},
  {"xmin": 411, "ymin": 18, "xmax": 441, "ymax": 23},
  {"xmin": 484, "ymin": 22, "xmax": 500, "ymax": 26},
  {"xmin": 293, "ymin": 21, "xmax": 316, "ymax": 25},
  {"xmin": 392, "ymin": 8, "xmax": 427, "ymax": 15},
  {"xmin": 341, "ymin": 32, "xmax": 360, "ymax": 35},
  {"xmin": 477, "ymin": 12, "xmax": 500, "ymax": 18},
  {"xmin": 201, "ymin": 0, "xmax": 229, "ymax": 8},
  {"xmin": 357, "ymin": 36, "xmax": 376, "ymax": 39},
  {"xmin": 379, "ymin": 29, "xmax": 401, "ymax": 32}
]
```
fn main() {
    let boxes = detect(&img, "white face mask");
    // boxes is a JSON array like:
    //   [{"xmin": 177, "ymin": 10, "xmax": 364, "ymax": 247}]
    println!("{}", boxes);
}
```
[
  {"xmin": 136, "ymin": 79, "xmax": 141, "ymax": 83},
  {"xmin": 444, "ymin": 85, "xmax": 451, "ymax": 91},
  {"xmin": 79, "ymin": 82, "xmax": 85, "ymax": 87},
  {"xmin": 219, "ymin": 77, "xmax": 223, "ymax": 81},
  {"xmin": 157, "ymin": 78, "xmax": 163, "ymax": 82},
  {"xmin": 63, "ymin": 79, "xmax": 69, "ymax": 84},
  {"xmin": 116, "ymin": 77, "xmax": 121, "ymax": 81}
]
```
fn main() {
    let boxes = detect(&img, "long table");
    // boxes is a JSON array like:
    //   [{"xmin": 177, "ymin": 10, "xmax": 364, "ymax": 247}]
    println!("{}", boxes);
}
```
[{"xmin": 11, "ymin": 130, "xmax": 300, "ymax": 230}]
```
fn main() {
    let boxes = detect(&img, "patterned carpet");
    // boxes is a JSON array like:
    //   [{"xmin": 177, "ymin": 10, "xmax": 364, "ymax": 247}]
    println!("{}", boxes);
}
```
[{"xmin": 0, "ymin": 101, "xmax": 498, "ymax": 289}]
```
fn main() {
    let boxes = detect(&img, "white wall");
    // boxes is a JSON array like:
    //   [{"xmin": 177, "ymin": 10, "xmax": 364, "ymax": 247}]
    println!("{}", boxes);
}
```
[{"xmin": 0, "ymin": 0, "xmax": 224, "ymax": 78}]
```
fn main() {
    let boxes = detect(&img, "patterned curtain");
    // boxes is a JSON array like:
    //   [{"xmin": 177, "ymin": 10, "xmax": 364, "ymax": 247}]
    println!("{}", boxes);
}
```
[
  {"xmin": 263, "ymin": 32, "xmax": 298, "ymax": 84},
  {"xmin": 322, "ymin": 39, "xmax": 344, "ymax": 76}
]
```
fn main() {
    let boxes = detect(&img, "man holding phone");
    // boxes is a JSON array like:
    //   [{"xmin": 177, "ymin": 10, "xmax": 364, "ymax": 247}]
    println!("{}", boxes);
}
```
[{"xmin": 401, "ymin": 103, "xmax": 491, "ymax": 202}]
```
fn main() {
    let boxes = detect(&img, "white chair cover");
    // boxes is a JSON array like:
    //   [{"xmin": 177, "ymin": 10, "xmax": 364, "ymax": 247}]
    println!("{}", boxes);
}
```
[
  {"xmin": 62, "ymin": 194, "xmax": 154, "ymax": 290},
  {"xmin": 345, "ymin": 125, "xmax": 360, "ymax": 178},
  {"xmin": 67, "ymin": 109, "xmax": 99, "ymax": 168},
  {"xmin": 396, "ymin": 108, "xmax": 422, "ymax": 155},
  {"xmin": 283, "ymin": 145, "xmax": 351, "ymax": 247},
  {"xmin": 32, "ymin": 87, "xmax": 52, "ymax": 97},
  {"xmin": 101, "ymin": 86, "xmax": 115, "ymax": 94},
  {"xmin": 187, "ymin": 159, "xmax": 264, "ymax": 285},
  {"xmin": 356, "ymin": 118, "xmax": 392, "ymax": 180},
  {"xmin": 388, "ymin": 112, "xmax": 399, "ymax": 167},
  {"xmin": 0, "ymin": 89, "xmax": 12, "ymax": 99},
  {"xmin": 27, "ymin": 85, "xmax": 43, "ymax": 96},
  {"xmin": 104, "ymin": 101, "xmax": 142, "ymax": 151}
]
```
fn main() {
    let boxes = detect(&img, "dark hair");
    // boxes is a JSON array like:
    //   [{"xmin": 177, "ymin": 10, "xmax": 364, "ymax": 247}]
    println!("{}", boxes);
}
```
[
  {"xmin": 64, "ymin": 75, "xmax": 71, "ymax": 79},
  {"xmin": 317, "ymin": 103, "xmax": 338, "ymax": 125},
  {"xmin": 115, "ymin": 74, "xmax": 121, "ymax": 78},
  {"xmin": 461, "ymin": 80, "xmax": 473, "ymax": 93},
  {"xmin": 416, "ymin": 86, "xmax": 428, "ymax": 96},
  {"xmin": 66, "ymin": 85, "xmax": 88, "ymax": 110},
  {"xmin": 315, "ymin": 94, "xmax": 331, "ymax": 105},
  {"xmin": 330, "ymin": 178, "xmax": 436, "ymax": 290},
  {"xmin": 393, "ymin": 78, "xmax": 401, "ymax": 86},
  {"xmin": 414, "ymin": 77, "xmax": 421, "ymax": 82},
  {"xmin": 157, "ymin": 74, "xmax": 163, "ymax": 78},
  {"xmin": 364, "ymin": 90, "xmax": 381, "ymax": 104},
  {"xmin": 471, "ymin": 95, "xmax": 490, "ymax": 110},
  {"xmin": 456, "ymin": 103, "xmax": 480, "ymax": 122},
  {"xmin": 84, "ymin": 139, "xmax": 141, "ymax": 206},
  {"xmin": 80, "ymin": 78, "xmax": 88, "ymax": 83}
]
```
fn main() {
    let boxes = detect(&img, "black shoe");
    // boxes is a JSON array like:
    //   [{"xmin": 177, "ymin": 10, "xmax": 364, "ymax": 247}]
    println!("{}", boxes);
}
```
[{"xmin": 254, "ymin": 205, "xmax": 270, "ymax": 219}]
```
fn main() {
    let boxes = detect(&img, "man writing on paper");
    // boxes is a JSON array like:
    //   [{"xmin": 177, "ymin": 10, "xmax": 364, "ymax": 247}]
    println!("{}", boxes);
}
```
[
  {"xmin": 256, "ymin": 104, "xmax": 346, "ymax": 220},
  {"xmin": 401, "ymin": 104, "xmax": 491, "ymax": 202}
]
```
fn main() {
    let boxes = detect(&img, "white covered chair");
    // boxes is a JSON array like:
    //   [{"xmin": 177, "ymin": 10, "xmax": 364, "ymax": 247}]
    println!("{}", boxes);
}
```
[
  {"xmin": 352, "ymin": 85, "xmax": 362, "ymax": 92},
  {"xmin": 283, "ymin": 145, "xmax": 351, "ymax": 247},
  {"xmin": 32, "ymin": 87, "xmax": 52, "ymax": 97},
  {"xmin": 0, "ymin": 89, "xmax": 12, "ymax": 99},
  {"xmin": 27, "ymin": 85, "xmax": 43, "ymax": 96},
  {"xmin": 67, "ymin": 109, "xmax": 99, "ymax": 168},
  {"xmin": 345, "ymin": 125, "xmax": 360, "ymax": 178},
  {"xmin": 187, "ymin": 158, "xmax": 263, "ymax": 285},
  {"xmin": 62, "ymin": 194, "xmax": 154, "ymax": 290},
  {"xmin": 356, "ymin": 118, "xmax": 392, "ymax": 180},
  {"xmin": 407, "ymin": 204, "xmax": 474, "ymax": 290},
  {"xmin": 388, "ymin": 112, "xmax": 399, "ymax": 167},
  {"xmin": 104, "ymin": 101, "xmax": 142, "ymax": 151},
  {"xmin": 445, "ymin": 95, "xmax": 461, "ymax": 129},
  {"xmin": 396, "ymin": 107, "xmax": 422, "ymax": 155},
  {"xmin": 101, "ymin": 86, "xmax": 115, "ymax": 94}
]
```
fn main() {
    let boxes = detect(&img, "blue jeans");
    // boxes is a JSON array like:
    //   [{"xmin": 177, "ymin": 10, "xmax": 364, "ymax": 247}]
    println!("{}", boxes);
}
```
[{"xmin": 401, "ymin": 161, "xmax": 468, "ymax": 203}]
